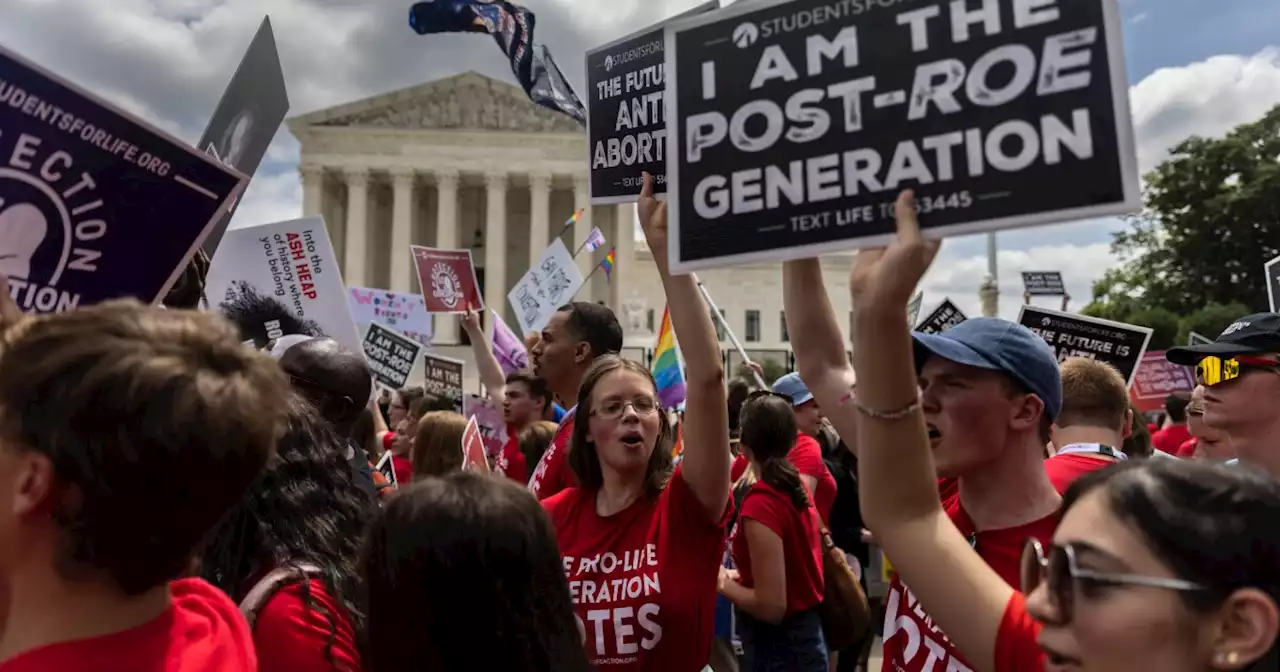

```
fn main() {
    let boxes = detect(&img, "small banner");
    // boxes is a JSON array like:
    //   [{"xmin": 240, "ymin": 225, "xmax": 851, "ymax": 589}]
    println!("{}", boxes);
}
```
[
  {"xmin": 461, "ymin": 415, "xmax": 492, "ymax": 473},
  {"xmin": 362, "ymin": 323, "xmax": 423, "ymax": 390},
  {"xmin": 1022, "ymin": 271, "xmax": 1067, "ymax": 297},
  {"xmin": 0, "ymin": 45, "xmax": 245, "ymax": 313},
  {"xmin": 1018, "ymin": 306, "xmax": 1153, "ymax": 387},
  {"xmin": 508, "ymin": 238, "xmax": 585, "ymax": 334},
  {"xmin": 348, "ymin": 287, "xmax": 434, "ymax": 347},
  {"xmin": 915, "ymin": 299, "xmax": 967, "ymax": 335},
  {"xmin": 1129, "ymin": 351, "xmax": 1196, "ymax": 414},
  {"xmin": 374, "ymin": 451, "xmax": 398, "ymax": 489},
  {"xmin": 423, "ymin": 352, "xmax": 465, "ymax": 413},
  {"xmin": 1265, "ymin": 253, "xmax": 1280, "ymax": 313},
  {"xmin": 411, "ymin": 246, "xmax": 484, "ymax": 314}
]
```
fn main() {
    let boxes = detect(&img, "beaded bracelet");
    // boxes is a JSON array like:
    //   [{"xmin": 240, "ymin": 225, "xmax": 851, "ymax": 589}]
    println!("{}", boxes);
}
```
[{"xmin": 853, "ymin": 398, "xmax": 921, "ymax": 421}]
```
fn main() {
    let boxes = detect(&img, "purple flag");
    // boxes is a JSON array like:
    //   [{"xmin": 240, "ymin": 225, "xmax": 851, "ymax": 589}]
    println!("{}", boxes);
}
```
[{"xmin": 491, "ymin": 309, "xmax": 529, "ymax": 374}]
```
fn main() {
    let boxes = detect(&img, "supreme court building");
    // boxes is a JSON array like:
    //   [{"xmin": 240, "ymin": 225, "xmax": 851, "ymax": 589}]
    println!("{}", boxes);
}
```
[{"xmin": 288, "ymin": 72, "xmax": 853, "ymax": 383}]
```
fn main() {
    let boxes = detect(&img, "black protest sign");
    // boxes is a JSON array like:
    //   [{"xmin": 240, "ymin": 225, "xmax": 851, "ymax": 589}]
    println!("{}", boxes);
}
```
[
  {"xmin": 423, "ymin": 352, "xmax": 465, "ymax": 413},
  {"xmin": 1022, "ymin": 271, "xmax": 1066, "ymax": 296},
  {"xmin": 586, "ymin": 1, "xmax": 718, "ymax": 204},
  {"xmin": 362, "ymin": 323, "xmax": 423, "ymax": 390},
  {"xmin": 664, "ymin": 0, "xmax": 1139, "ymax": 272},
  {"xmin": 0, "ymin": 46, "xmax": 245, "ymax": 314},
  {"xmin": 374, "ymin": 451, "xmax": 398, "ymax": 488},
  {"xmin": 1019, "ymin": 306, "xmax": 1152, "ymax": 386},
  {"xmin": 1266, "ymin": 253, "xmax": 1280, "ymax": 313},
  {"xmin": 916, "ymin": 298, "xmax": 967, "ymax": 334},
  {"xmin": 198, "ymin": 18, "xmax": 290, "ymax": 255}
]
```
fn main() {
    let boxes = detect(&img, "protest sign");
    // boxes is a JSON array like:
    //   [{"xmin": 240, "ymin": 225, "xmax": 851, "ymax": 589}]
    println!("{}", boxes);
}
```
[
  {"xmin": 362, "ymin": 323, "xmax": 423, "ymax": 391},
  {"xmin": 0, "ymin": 45, "xmax": 246, "ymax": 314},
  {"xmin": 374, "ymin": 451, "xmax": 398, "ymax": 489},
  {"xmin": 464, "ymin": 393, "xmax": 508, "ymax": 463},
  {"xmin": 1129, "ymin": 351, "xmax": 1195, "ymax": 414},
  {"xmin": 197, "ymin": 18, "xmax": 290, "ymax": 255},
  {"xmin": 916, "ymin": 299, "xmax": 967, "ymax": 335},
  {"xmin": 664, "ymin": 0, "xmax": 1139, "ymax": 272},
  {"xmin": 1266, "ymin": 253, "xmax": 1280, "ymax": 312},
  {"xmin": 508, "ymin": 238, "xmax": 586, "ymax": 334},
  {"xmin": 411, "ymin": 246, "xmax": 483, "ymax": 313},
  {"xmin": 423, "ymin": 352, "xmax": 465, "ymax": 413},
  {"xmin": 1019, "ymin": 306, "xmax": 1152, "ymax": 386},
  {"xmin": 906, "ymin": 290, "xmax": 923, "ymax": 326},
  {"xmin": 585, "ymin": 1, "xmax": 718, "ymax": 204},
  {"xmin": 1022, "ymin": 271, "xmax": 1067, "ymax": 296},
  {"xmin": 461, "ymin": 415, "xmax": 492, "ymax": 473},
  {"xmin": 207, "ymin": 216, "xmax": 361, "ymax": 352},
  {"xmin": 349, "ymin": 287, "xmax": 434, "ymax": 346},
  {"xmin": 1188, "ymin": 331, "xmax": 1212, "ymax": 347}
]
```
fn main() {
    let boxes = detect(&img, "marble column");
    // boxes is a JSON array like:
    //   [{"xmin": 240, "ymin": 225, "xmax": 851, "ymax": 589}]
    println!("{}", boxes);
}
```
[
  {"xmin": 435, "ymin": 169, "xmax": 461, "ymax": 345},
  {"xmin": 484, "ymin": 172, "xmax": 509, "ymax": 340},
  {"xmin": 528, "ymin": 171, "xmax": 552, "ymax": 269},
  {"xmin": 342, "ymin": 167, "xmax": 369, "ymax": 288},
  {"xmin": 572, "ymin": 175, "xmax": 592, "ymax": 291},
  {"xmin": 390, "ymin": 168, "xmax": 416, "ymax": 293},
  {"xmin": 301, "ymin": 165, "xmax": 324, "ymax": 218},
  {"xmin": 611, "ymin": 202, "xmax": 635, "ymax": 312}
]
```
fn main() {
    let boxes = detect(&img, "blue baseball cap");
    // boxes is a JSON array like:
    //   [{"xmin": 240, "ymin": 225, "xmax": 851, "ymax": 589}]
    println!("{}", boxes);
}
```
[
  {"xmin": 771, "ymin": 372, "xmax": 814, "ymax": 407},
  {"xmin": 912, "ymin": 318, "xmax": 1063, "ymax": 421}
]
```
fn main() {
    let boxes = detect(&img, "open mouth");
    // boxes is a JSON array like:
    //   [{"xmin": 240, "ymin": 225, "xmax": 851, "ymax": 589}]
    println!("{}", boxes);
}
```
[
  {"xmin": 926, "ymin": 424, "xmax": 942, "ymax": 444},
  {"xmin": 620, "ymin": 431, "xmax": 644, "ymax": 449},
  {"xmin": 1039, "ymin": 642, "xmax": 1081, "ymax": 671}
]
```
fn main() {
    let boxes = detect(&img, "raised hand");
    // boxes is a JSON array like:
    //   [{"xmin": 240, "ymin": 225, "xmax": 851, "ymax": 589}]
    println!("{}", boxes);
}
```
[
  {"xmin": 849, "ymin": 191, "xmax": 941, "ymax": 312},
  {"xmin": 460, "ymin": 301, "xmax": 481, "ymax": 333},
  {"xmin": 637, "ymin": 172, "xmax": 668, "ymax": 254}
]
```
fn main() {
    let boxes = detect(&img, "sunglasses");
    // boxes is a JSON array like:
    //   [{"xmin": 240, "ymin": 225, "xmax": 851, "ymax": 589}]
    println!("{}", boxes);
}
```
[
  {"xmin": 1020, "ymin": 539, "xmax": 1203, "ymax": 624},
  {"xmin": 1195, "ymin": 355, "xmax": 1280, "ymax": 387}
]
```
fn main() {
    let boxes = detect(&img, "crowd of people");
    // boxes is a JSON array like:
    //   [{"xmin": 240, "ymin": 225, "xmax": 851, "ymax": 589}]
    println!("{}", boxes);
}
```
[{"xmin": 0, "ymin": 176, "xmax": 1275, "ymax": 672}]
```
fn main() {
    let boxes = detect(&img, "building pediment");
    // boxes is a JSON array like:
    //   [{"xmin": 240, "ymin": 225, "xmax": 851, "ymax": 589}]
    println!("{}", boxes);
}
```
[{"xmin": 289, "ymin": 71, "xmax": 583, "ymax": 135}]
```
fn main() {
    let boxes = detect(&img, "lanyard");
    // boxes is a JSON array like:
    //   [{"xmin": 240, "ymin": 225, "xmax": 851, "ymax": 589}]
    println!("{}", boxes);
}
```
[{"xmin": 1057, "ymin": 443, "xmax": 1127, "ymax": 460}]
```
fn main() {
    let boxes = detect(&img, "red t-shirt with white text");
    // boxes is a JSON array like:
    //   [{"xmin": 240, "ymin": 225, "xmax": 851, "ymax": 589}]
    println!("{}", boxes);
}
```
[
  {"xmin": 0, "ymin": 578, "xmax": 255, "ymax": 671},
  {"xmin": 529, "ymin": 410, "xmax": 577, "ymax": 500},
  {"xmin": 731, "ymin": 481, "xmax": 824, "ymax": 616},
  {"xmin": 880, "ymin": 493, "xmax": 1058, "ymax": 672},
  {"xmin": 789, "ymin": 433, "xmax": 836, "ymax": 525},
  {"xmin": 253, "ymin": 579, "xmax": 361, "ymax": 671},
  {"xmin": 497, "ymin": 430, "xmax": 528, "ymax": 483},
  {"xmin": 543, "ymin": 467, "xmax": 730, "ymax": 670}
]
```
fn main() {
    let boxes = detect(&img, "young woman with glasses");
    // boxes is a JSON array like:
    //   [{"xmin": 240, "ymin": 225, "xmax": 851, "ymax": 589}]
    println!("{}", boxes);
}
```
[
  {"xmin": 541, "ymin": 174, "xmax": 732, "ymax": 669},
  {"xmin": 805, "ymin": 190, "xmax": 1280, "ymax": 671}
]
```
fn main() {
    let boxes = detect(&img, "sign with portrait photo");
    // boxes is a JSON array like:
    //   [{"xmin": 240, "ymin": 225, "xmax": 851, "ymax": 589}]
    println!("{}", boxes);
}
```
[
  {"xmin": 663, "ymin": 0, "xmax": 1139, "ymax": 272},
  {"xmin": 1022, "ymin": 271, "xmax": 1067, "ymax": 296},
  {"xmin": 0, "ymin": 45, "xmax": 246, "ymax": 314},
  {"xmin": 916, "ymin": 298, "xmax": 967, "ymax": 335},
  {"xmin": 585, "ymin": 1, "xmax": 718, "ymax": 204},
  {"xmin": 362, "ymin": 323, "xmax": 423, "ymax": 391},
  {"xmin": 411, "ymin": 246, "xmax": 484, "ymax": 314},
  {"xmin": 1018, "ymin": 305, "xmax": 1152, "ymax": 386},
  {"xmin": 508, "ymin": 238, "xmax": 586, "ymax": 335},
  {"xmin": 423, "ymin": 352, "xmax": 465, "ymax": 414}
]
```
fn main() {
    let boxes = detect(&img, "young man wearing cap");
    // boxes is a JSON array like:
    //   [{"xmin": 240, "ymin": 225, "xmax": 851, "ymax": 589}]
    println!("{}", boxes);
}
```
[
  {"xmin": 1165, "ymin": 313, "xmax": 1280, "ymax": 476},
  {"xmin": 772, "ymin": 372, "xmax": 838, "ymax": 524},
  {"xmin": 782, "ymin": 259, "xmax": 1060, "ymax": 672}
]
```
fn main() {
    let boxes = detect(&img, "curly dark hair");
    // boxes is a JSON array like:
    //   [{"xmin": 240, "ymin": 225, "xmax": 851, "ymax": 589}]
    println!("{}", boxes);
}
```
[
  {"xmin": 200, "ymin": 394, "xmax": 373, "ymax": 662},
  {"xmin": 162, "ymin": 249, "xmax": 211, "ymax": 309},
  {"xmin": 217, "ymin": 280, "xmax": 326, "ymax": 348}
]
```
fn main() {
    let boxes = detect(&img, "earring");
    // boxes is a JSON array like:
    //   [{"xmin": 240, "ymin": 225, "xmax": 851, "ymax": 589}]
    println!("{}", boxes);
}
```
[{"xmin": 1217, "ymin": 651, "xmax": 1239, "ymax": 666}]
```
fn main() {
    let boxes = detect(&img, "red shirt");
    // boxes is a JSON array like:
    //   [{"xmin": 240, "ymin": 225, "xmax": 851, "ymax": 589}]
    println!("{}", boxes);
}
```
[
  {"xmin": 391, "ymin": 454, "xmax": 412, "ymax": 487},
  {"xmin": 1152, "ymin": 424, "xmax": 1192, "ymax": 456},
  {"xmin": 543, "ymin": 467, "xmax": 730, "ymax": 670},
  {"xmin": 254, "ymin": 580, "xmax": 361, "ymax": 671},
  {"xmin": 497, "ymin": 430, "xmax": 528, "ymax": 483},
  {"xmin": 529, "ymin": 410, "xmax": 577, "ymax": 500},
  {"xmin": 994, "ymin": 592, "xmax": 1045, "ymax": 672},
  {"xmin": 1044, "ymin": 453, "xmax": 1117, "ymax": 494},
  {"xmin": 1177, "ymin": 438, "xmax": 1198, "ymax": 459},
  {"xmin": 380, "ymin": 431, "xmax": 395, "ymax": 453},
  {"xmin": 0, "ymin": 578, "xmax": 255, "ymax": 671},
  {"xmin": 881, "ymin": 493, "xmax": 1058, "ymax": 672},
  {"xmin": 730, "ymin": 454, "xmax": 749, "ymax": 482},
  {"xmin": 731, "ymin": 481, "xmax": 824, "ymax": 616},
  {"xmin": 788, "ymin": 434, "xmax": 836, "ymax": 525}
]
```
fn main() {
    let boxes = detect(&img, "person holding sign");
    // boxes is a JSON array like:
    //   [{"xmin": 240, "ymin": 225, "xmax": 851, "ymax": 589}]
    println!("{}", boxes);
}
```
[{"xmin": 542, "ymin": 174, "xmax": 731, "ymax": 670}]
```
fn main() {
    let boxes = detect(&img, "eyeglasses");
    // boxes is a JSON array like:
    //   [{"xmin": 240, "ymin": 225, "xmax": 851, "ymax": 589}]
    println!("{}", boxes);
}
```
[
  {"xmin": 1020, "ymin": 539, "xmax": 1204, "ymax": 624},
  {"xmin": 592, "ymin": 395, "xmax": 660, "ymax": 420},
  {"xmin": 1195, "ymin": 355, "xmax": 1280, "ymax": 387}
]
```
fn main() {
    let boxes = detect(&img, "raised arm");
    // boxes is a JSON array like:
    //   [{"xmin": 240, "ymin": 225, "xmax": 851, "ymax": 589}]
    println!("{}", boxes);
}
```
[
  {"xmin": 782, "ymin": 259, "xmax": 859, "ymax": 453},
  {"xmin": 461, "ymin": 304, "xmax": 507, "ymax": 406},
  {"xmin": 638, "ymin": 173, "xmax": 729, "ymax": 521},
  {"xmin": 847, "ymin": 192, "xmax": 1014, "ymax": 672}
]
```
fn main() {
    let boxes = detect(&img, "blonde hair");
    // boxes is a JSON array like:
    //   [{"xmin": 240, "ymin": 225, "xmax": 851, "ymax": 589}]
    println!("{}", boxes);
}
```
[
  {"xmin": 1058, "ymin": 357, "xmax": 1130, "ymax": 432},
  {"xmin": 411, "ymin": 411, "xmax": 469, "ymax": 479}
]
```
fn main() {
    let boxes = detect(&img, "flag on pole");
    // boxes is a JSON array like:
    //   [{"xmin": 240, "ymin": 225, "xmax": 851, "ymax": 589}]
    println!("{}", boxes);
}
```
[
  {"xmin": 490, "ymin": 309, "xmax": 529, "ymax": 375},
  {"xmin": 652, "ymin": 306, "xmax": 686, "ymax": 409},
  {"xmin": 583, "ymin": 227, "xmax": 606, "ymax": 253},
  {"xmin": 562, "ymin": 208, "xmax": 584, "ymax": 234},
  {"xmin": 600, "ymin": 248, "xmax": 616, "ymax": 281}
]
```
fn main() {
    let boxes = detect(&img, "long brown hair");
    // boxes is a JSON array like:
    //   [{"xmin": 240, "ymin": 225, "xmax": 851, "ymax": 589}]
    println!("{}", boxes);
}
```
[
  {"xmin": 568, "ymin": 356, "xmax": 674, "ymax": 497},
  {"xmin": 412, "ymin": 411, "xmax": 469, "ymax": 479},
  {"xmin": 740, "ymin": 392, "xmax": 810, "ymax": 510}
]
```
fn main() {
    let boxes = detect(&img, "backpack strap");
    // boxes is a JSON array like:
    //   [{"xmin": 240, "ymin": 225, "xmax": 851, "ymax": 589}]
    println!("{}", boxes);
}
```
[{"xmin": 239, "ymin": 562, "xmax": 324, "ymax": 630}]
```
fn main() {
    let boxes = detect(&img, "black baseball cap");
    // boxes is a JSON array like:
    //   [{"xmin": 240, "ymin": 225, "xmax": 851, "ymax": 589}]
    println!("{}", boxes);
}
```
[{"xmin": 1166, "ymin": 313, "xmax": 1280, "ymax": 365}]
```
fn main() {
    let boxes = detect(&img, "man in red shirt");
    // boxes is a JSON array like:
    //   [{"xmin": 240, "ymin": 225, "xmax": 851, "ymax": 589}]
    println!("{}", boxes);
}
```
[
  {"xmin": 1046, "ymin": 357, "xmax": 1132, "ymax": 493},
  {"xmin": 1150, "ymin": 392, "xmax": 1192, "ymax": 456},
  {"xmin": 528, "ymin": 302, "xmax": 623, "ymax": 499},
  {"xmin": 0, "ymin": 299, "xmax": 288, "ymax": 670},
  {"xmin": 770, "ymin": 372, "xmax": 838, "ymax": 524}
]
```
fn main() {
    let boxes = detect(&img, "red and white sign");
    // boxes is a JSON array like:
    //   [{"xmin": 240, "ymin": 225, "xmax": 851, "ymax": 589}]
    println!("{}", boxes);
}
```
[
  {"xmin": 461, "ymin": 415, "xmax": 491, "ymax": 473},
  {"xmin": 411, "ymin": 246, "xmax": 484, "ymax": 314},
  {"xmin": 1129, "ymin": 350, "xmax": 1196, "ymax": 413}
]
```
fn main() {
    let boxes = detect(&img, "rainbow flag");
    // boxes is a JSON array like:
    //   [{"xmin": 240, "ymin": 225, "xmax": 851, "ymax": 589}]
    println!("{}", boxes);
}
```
[
  {"xmin": 601, "ymin": 248, "xmax": 616, "ymax": 281},
  {"xmin": 652, "ymin": 306, "xmax": 686, "ymax": 409},
  {"xmin": 562, "ymin": 208, "xmax": 584, "ymax": 233}
]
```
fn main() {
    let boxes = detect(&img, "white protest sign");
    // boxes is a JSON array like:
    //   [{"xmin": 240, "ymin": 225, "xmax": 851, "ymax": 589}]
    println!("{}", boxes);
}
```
[
  {"xmin": 348, "ymin": 287, "xmax": 434, "ymax": 346},
  {"xmin": 206, "ymin": 216, "xmax": 361, "ymax": 353},
  {"xmin": 508, "ymin": 238, "xmax": 586, "ymax": 335},
  {"xmin": 1265, "ymin": 253, "xmax": 1280, "ymax": 313}
]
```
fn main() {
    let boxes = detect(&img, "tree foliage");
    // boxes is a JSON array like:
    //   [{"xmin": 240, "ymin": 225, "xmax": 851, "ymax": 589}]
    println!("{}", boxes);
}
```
[{"xmin": 1085, "ymin": 104, "xmax": 1280, "ymax": 320}]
